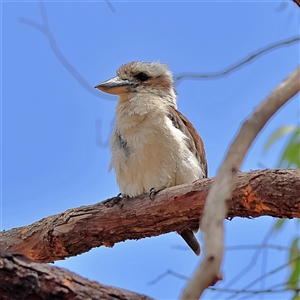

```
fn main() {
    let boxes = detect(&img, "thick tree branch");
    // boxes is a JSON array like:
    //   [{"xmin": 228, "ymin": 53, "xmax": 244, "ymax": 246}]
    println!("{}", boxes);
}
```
[
  {"xmin": 0, "ymin": 169, "xmax": 299, "ymax": 264},
  {"xmin": 180, "ymin": 66, "xmax": 300, "ymax": 300},
  {"xmin": 293, "ymin": 0, "xmax": 300, "ymax": 8},
  {"xmin": 0, "ymin": 249, "xmax": 152, "ymax": 300}
]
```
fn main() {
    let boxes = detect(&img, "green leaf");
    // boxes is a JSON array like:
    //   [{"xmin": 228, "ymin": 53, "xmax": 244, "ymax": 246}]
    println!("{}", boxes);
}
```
[
  {"xmin": 264, "ymin": 125, "xmax": 297, "ymax": 153},
  {"xmin": 287, "ymin": 237, "xmax": 300, "ymax": 290},
  {"xmin": 289, "ymin": 237, "xmax": 300, "ymax": 262},
  {"xmin": 271, "ymin": 219, "xmax": 286, "ymax": 234},
  {"xmin": 287, "ymin": 258, "xmax": 300, "ymax": 290},
  {"xmin": 292, "ymin": 292, "xmax": 300, "ymax": 300},
  {"xmin": 278, "ymin": 129, "xmax": 300, "ymax": 168}
]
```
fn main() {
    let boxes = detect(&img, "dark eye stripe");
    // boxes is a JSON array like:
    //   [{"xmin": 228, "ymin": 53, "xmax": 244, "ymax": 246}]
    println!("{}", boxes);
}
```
[{"xmin": 134, "ymin": 72, "xmax": 150, "ymax": 81}]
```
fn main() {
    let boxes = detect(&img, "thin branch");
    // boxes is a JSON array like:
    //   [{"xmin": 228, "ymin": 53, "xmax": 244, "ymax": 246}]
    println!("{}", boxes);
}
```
[
  {"xmin": 95, "ymin": 116, "xmax": 115, "ymax": 148},
  {"xmin": 225, "ymin": 244, "xmax": 298, "ymax": 252},
  {"xmin": 174, "ymin": 37, "xmax": 300, "ymax": 84},
  {"xmin": 226, "ymin": 255, "xmax": 300, "ymax": 300},
  {"xmin": 38, "ymin": 1, "xmax": 49, "ymax": 28},
  {"xmin": 209, "ymin": 286, "xmax": 299, "ymax": 295},
  {"xmin": 218, "ymin": 226, "xmax": 274, "ymax": 298},
  {"xmin": 147, "ymin": 267, "xmax": 299, "ymax": 295},
  {"xmin": 150, "ymin": 243, "xmax": 297, "ymax": 287},
  {"xmin": 148, "ymin": 269, "xmax": 189, "ymax": 285},
  {"xmin": 0, "ymin": 169, "xmax": 299, "ymax": 263},
  {"xmin": 172, "ymin": 243, "xmax": 297, "ymax": 253},
  {"xmin": 215, "ymin": 230, "xmax": 298, "ymax": 299},
  {"xmin": 180, "ymin": 67, "xmax": 300, "ymax": 300},
  {"xmin": 19, "ymin": 2, "xmax": 299, "ymax": 92},
  {"xmin": 18, "ymin": 1, "xmax": 113, "ymax": 101},
  {"xmin": 260, "ymin": 237, "xmax": 268, "ymax": 298},
  {"xmin": 105, "ymin": 0, "xmax": 116, "ymax": 12}
]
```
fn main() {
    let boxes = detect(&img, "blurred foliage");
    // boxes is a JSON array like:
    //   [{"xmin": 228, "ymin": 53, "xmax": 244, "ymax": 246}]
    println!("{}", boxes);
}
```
[
  {"xmin": 288, "ymin": 237, "xmax": 300, "ymax": 299},
  {"xmin": 265, "ymin": 123, "xmax": 300, "ymax": 299},
  {"xmin": 264, "ymin": 125, "xmax": 300, "ymax": 168}
]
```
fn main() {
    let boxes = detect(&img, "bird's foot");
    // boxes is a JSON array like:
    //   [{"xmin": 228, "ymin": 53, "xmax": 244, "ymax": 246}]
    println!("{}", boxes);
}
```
[{"xmin": 149, "ymin": 187, "xmax": 165, "ymax": 200}]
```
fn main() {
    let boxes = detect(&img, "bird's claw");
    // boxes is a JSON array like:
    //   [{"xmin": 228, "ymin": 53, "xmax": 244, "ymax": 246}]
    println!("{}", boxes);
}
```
[
  {"xmin": 149, "ymin": 188, "xmax": 158, "ymax": 200},
  {"xmin": 149, "ymin": 187, "xmax": 165, "ymax": 200}
]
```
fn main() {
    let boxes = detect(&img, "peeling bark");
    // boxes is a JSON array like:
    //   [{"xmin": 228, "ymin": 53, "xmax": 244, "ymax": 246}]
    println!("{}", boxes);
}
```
[{"xmin": 0, "ymin": 169, "xmax": 299, "ymax": 263}]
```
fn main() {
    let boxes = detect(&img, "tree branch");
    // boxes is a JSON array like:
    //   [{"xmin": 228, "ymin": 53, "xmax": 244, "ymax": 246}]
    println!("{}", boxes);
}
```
[
  {"xmin": 19, "ymin": 3, "xmax": 299, "ymax": 90},
  {"xmin": 0, "ymin": 249, "xmax": 152, "ymax": 300},
  {"xmin": 293, "ymin": 0, "xmax": 300, "ymax": 8},
  {"xmin": 180, "ymin": 66, "xmax": 300, "ymax": 299},
  {"xmin": 174, "ymin": 37, "xmax": 300, "ymax": 84},
  {"xmin": 18, "ymin": 1, "xmax": 113, "ymax": 101},
  {"xmin": 0, "ymin": 169, "xmax": 299, "ymax": 263}
]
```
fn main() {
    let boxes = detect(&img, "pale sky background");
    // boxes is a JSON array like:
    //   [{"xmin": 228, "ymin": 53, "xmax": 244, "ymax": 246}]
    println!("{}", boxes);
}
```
[{"xmin": 2, "ymin": 1, "xmax": 299, "ymax": 299}]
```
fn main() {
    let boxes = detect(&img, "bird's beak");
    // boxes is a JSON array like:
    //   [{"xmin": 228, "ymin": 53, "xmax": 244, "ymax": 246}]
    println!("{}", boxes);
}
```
[{"xmin": 94, "ymin": 76, "xmax": 136, "ymax": 95}]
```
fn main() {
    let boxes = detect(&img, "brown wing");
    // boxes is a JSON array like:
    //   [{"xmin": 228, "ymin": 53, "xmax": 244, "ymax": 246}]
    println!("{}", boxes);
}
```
[{"xmin": 168, "ymin": 106, "xmax": 207, "ymax": 177}]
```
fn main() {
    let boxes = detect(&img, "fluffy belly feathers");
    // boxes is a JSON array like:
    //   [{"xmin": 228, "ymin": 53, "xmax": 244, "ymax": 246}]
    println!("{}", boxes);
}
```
[{"xmin": 110, "ymin": 116, "xmax": 203, "ymax": 197}]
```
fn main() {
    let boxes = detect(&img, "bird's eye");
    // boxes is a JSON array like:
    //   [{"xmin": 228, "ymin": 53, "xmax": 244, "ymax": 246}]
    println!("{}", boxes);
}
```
[{"xmin": 134, "ymin": 72, "xmax": 150, "ymax": 81}]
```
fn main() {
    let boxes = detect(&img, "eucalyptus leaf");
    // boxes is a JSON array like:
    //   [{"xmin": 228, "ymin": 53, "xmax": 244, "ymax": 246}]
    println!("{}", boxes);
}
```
[
  {"xmin": 278, "ymin": 129, "xmax": 300, "ymax": 168},
  {"xmin": 264, "ymin": 125, "xmax": 296, "ymax": 153}
]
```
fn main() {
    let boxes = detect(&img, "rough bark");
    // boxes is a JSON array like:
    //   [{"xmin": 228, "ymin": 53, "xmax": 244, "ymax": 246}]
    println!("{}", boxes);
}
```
[
  {"xmin": 293, "ymin": 0, "xmax": 300, "ymax": 7},
  {"xmin": 0, "ymin": 249, "xmax": 152, "ymax": 300},
  {"xmin": 0, "ymin": 169, "xmax": 299, "ymax": 264},
  {"xmin": 180, "ymin": 65, "xmax": 300, "ymax": 300}
]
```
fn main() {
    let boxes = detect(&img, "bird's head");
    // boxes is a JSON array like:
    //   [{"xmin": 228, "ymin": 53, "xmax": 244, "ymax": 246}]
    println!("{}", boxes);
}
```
[{"xmin": 95, "ymin": 61, "xmax": 177, "ymax": 105}]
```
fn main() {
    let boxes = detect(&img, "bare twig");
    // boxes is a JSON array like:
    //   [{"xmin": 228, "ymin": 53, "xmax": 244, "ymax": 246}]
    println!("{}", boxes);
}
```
[
  {"xmin": 225, "ymin": 244, "xmax": 298, "ymax": 253},
  {"xmin": 148, "ymin": 270, "xmax": 189, "ymax": 285},
  {"xmin": 19, "ymin": 2, "xmax": 299, "ymax": 91},
  {"xmin": 215, "ymin": 226, "xmax": 274, "ymax": 299},
  {"xmin": 210, "ymin": 285, "xmax": 299, "ymax": 295},
  {"xmin": 148, "ymin": 260, "xmax": 300, "ymax": 296},
  {"xmin": 173, "ymin": 243, "xmax": 297, "ymax": 254},
  {"xmin": 150, "ymin": 243, "xmax": 297, "ymax": 287},
  {"xmin": 174, "ymin": 37, "xmax": 300, "ymax": 84},
  {"xmin": 105, "ymin": 0, "xmax": 116, "ymax": 12},
  {"xmin": 180, "ymin": 67, "xmax": 300, "ymax": 300},
  {"xmin": 226, "ymin": 254, "xmax": 300, "ymax": 300},
  {"xmin": 18, "ymin": 3, "xmax": 299, "ymax": 153},
  {"xmin": 18, "ymin": 1, "xmax": 113, "ymax": 101},
  {"xmin": 95, "ymin": 116, "xmax": 115, "ymax": 147}
]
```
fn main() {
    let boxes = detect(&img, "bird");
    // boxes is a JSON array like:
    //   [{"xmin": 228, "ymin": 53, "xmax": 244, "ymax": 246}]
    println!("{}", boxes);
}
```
[{"xmin": 94, "ymin": 61, "xmax": 207, "ymax": 255}]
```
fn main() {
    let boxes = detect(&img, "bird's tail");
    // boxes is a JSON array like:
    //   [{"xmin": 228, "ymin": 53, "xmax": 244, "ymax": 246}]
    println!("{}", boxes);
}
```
[{"xmin": 179, "ymin": 229, "xmax": 201, "ymax": 256}]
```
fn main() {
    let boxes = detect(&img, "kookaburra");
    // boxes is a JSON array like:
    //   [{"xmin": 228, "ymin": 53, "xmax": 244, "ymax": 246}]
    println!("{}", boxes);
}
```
[{"xmin": 95, "ymin": 61, "xmax": 207, "ymax": 255}]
